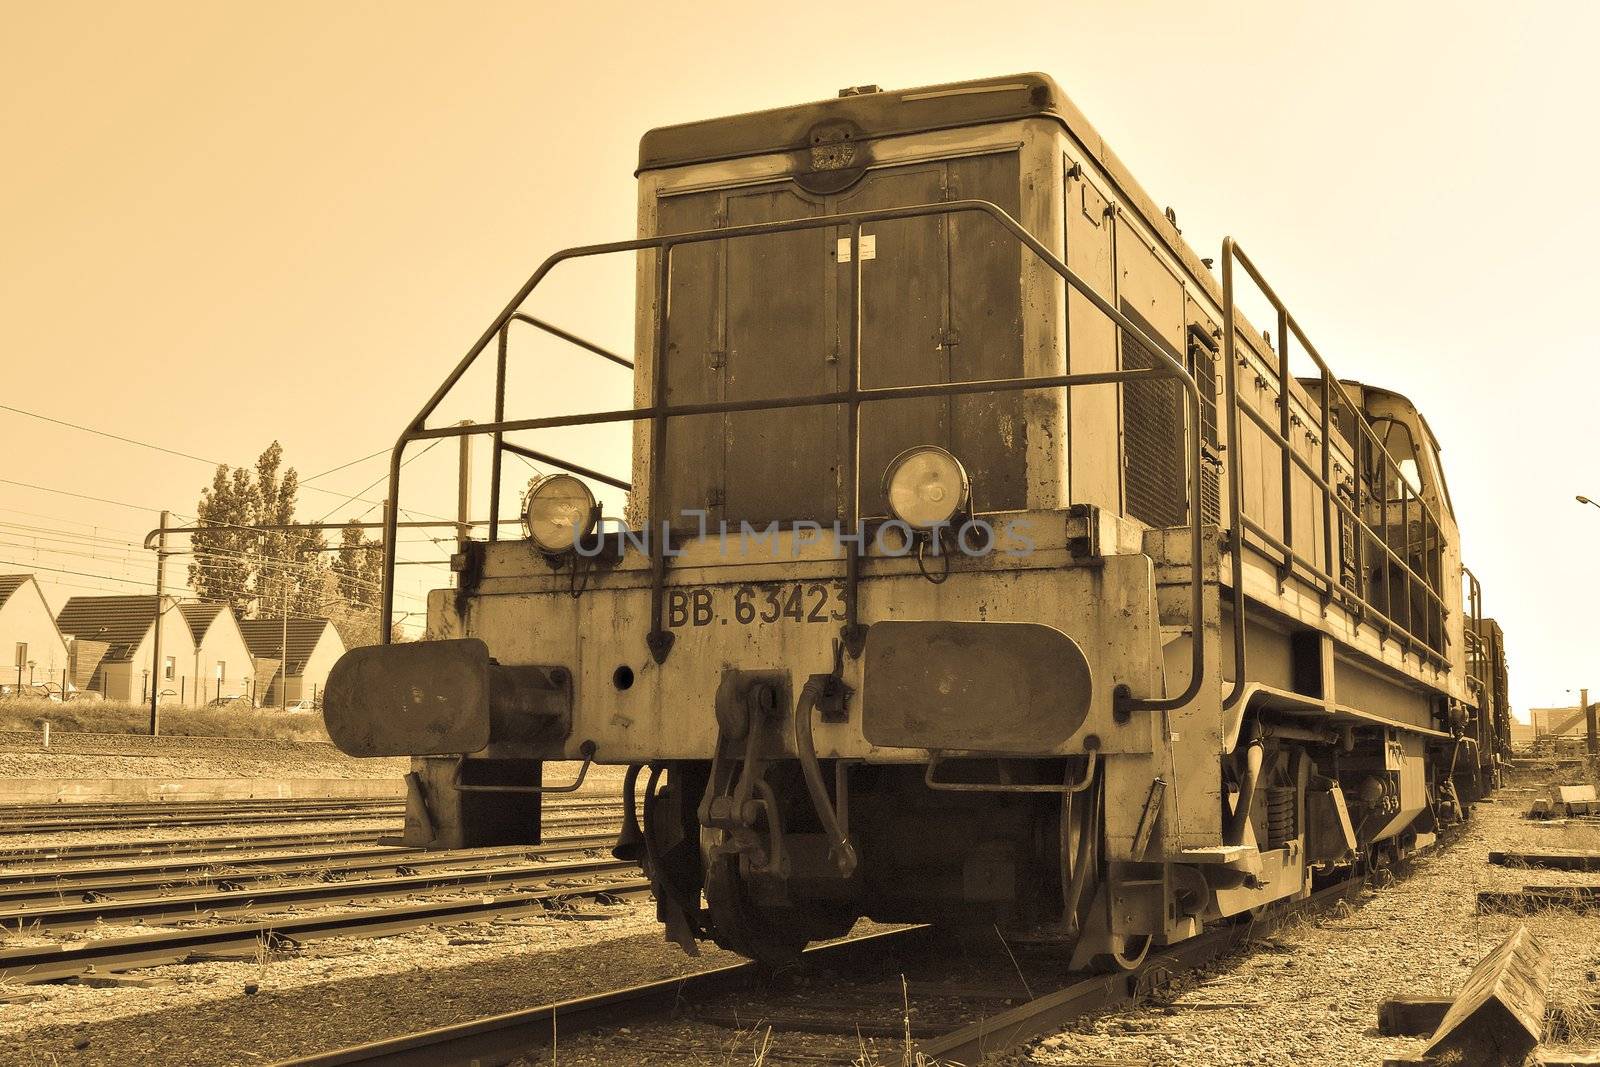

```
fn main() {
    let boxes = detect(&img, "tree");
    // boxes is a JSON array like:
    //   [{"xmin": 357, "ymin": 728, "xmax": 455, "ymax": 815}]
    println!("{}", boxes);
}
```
[
  {"xmin": 188, "ymin": 442, "xmax": 328, "ymax": 619},
  {"xmin": 332, "ymin": 521, "xmax": 381, "ymax": 610},
  {"xmin": 189, "ymin": 464, "xmax": 257, "ymax": 613}
]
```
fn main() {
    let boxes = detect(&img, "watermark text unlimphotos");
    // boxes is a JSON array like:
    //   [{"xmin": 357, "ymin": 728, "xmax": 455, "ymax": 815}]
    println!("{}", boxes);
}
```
[{"xmin": 574, "ymin": 510, "xmax": 1036, "ymax": 558}]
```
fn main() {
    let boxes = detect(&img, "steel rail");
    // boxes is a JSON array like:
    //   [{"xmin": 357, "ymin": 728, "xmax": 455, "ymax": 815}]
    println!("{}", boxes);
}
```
[
  {"xmin": 0, "ymin": 797, "xmax": 402, "ymax": 818},
  {"xmin": 0, "ymin": 793, "xmax": 617, "ymax": 831},
  {"xmin": 0, "ymin": 817, "xmax": 617, "ymax": 866},
  {"xmin": 0, "ymin": 851, "xmax": 636, "ymax": 934},
  {"xmin": 0, "ymin": 795, "xmax": 619, "ymax": 822},
  {"xmin": 0, "ymin": 829, "xmax": 395, "ymax": 865},
  {"xmin": 3, "ymin": 809, "xmax": 616, "ymax": 853},
  {"xmin": 0, "ymin": 854, "xmax": 634, "ymax": 932},
  {"xmin": 0, "ymin": 805, "xmax": 405, "ymax": 834},
  {"xmin": 378, "ymin": 198, "xmax": 1208, "ymax": 715},
  {"xmin": 0, "ymin": 799, "xmax": 401, "ymax": 819},
  {"xmin": 268, "ymin": 926, "xmax": 934, "ymax": 1067},
  {"xmin": 0, "ymin": 874, "xmax": 652, "ymax": 984},
  {"xmin": 0, "ymin": 834, "xmax": 617, "ymax": 908},
  {"xmin": 919, "ymin": 822, "xmax": 1467, "ymax": 1063}
]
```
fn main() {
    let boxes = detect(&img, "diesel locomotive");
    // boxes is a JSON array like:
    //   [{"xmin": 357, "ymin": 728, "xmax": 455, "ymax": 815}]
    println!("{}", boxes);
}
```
[{"xmin": 325, "ymin": 74, "xmax": 1512, "ymax": 969}]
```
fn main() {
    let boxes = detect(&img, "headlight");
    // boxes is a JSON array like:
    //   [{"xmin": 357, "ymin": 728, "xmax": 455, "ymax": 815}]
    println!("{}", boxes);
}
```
[
  {"xmin": 882, "ymin": 446, "xmax": 970, "ymax": 530},
  {"xmin": 522, "ymin": 474, "xmax": 597, "ymax": 554}
]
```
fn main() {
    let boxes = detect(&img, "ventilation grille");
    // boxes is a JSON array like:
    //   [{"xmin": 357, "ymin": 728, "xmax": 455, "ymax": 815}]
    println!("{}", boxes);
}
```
[{"xmin": 1121, "ymin": 304, "xmax": 1186, "ymax": 528}]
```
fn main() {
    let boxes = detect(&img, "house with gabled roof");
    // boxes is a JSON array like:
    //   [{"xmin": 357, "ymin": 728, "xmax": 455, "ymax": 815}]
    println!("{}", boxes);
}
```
[
  {"xmin": 236, "ymin": 617, "xmax": 346, "ymax": 707},
  {"xmin": 55, "ymin": 594, "xmax": 203, "ymax": 705},
  {"xmin": 0, "ymin": 574, "xmax": 70, "ymax": 694},
  {"xmin": 176, "ymin": 603, "xmax": 253, "ymax": 705}
]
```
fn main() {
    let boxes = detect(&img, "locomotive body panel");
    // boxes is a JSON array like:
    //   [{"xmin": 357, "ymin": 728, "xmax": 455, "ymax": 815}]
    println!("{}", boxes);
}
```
[{"xmin": 437, "ymin": 512, "xmax": 1162, "ymax": 762}]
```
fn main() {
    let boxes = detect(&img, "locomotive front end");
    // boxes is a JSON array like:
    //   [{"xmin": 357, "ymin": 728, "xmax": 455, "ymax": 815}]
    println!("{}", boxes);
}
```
[{"xmin": 325, "ymin": 73, "xmax": 1499, "ymax": 972}]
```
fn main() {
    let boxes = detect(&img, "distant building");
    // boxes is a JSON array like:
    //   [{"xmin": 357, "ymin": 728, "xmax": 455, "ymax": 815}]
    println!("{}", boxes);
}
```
[
  {"xmin": 0, "ymin": 574, "xmax": 71, "ymax": 693},
  {"xmin": 1529, "ymin": 705, "xmax": 1593, "ymax": 741},
  {"xmin": 1508, "ymin": 718, "xmax": 1536, "ymax": 749},
  {"xmin": 175, "ymin": 603, "xmax": 254, "ymax": 705},
  {"xmin": 55, "ymin": 594, "xmax": 218, "ymax": 705},
  {"xmin": 237, "ymin": 617, "xmax": 346, "ymax": 707}
]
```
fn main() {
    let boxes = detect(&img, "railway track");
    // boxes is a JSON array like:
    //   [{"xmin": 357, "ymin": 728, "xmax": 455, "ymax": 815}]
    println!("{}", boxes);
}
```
[
  {"xmin": 0, "ymin": 794, "xmax": 625, "ymax": 863},
  {"xmin": 0, "ymin": 796, "xmax": 405, "ymax": 819},
  {"xmin": 0, "ymin": 868, "xmax": 651, "ymax": 984},
  {"xmin": 274, "ymin": 839, "xmax": 1453, "ymax": 1067},
  {"xmin": 0, "ymin": 852, "xmax": 633, "ymax": 931},
  {"xmin": 0, "ymin": 792, "xmax": 632, "ymax": 985},
  {"xmin": 0, "ymin": 828, "xmax": 397, "ymax": 864},
  {"xmin": 0, "ymin": 831, "xmax": 619, "ymax": 908},
  {"xmin": 0, "ymin": 795, "xmax": 623, "ymax": 835},
  {"xmin": 0, "ymin": 804, "xmax": 407, "ymax": 833}
]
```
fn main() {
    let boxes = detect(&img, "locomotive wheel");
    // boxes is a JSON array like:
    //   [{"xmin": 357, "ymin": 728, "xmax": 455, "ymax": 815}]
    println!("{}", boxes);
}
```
[
  {"xmin": 703, "ymin": 854, "xmax": 854, "ymax": 969},
  {"xmin": 1088, "ymin": 933, "xmax": 1152, "ymax": 973}
]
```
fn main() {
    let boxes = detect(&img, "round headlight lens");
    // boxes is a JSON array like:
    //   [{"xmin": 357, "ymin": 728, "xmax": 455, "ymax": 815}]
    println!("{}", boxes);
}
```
[
  {"xmin": 883, "ymin": 446, "xmax": 970, "ymax": 530},
  {"xmin": 522, "ymin": 474, "xmax": 597, "ymax": 553}
]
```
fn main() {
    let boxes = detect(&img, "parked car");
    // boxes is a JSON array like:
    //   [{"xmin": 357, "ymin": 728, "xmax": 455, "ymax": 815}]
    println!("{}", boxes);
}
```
[
  {"xmin": 284, "ymin": 698, "xmax": 320, "ymax": 713},
  {"xmin": 206, "ymin": 696, "xmax": 249, "ymax": 709}
]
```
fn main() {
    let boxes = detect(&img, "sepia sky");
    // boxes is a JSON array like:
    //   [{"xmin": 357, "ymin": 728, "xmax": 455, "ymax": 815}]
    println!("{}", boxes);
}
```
[{"xmin": 3, "ymin": 2, "xmax": 1598, "ymax": 717}]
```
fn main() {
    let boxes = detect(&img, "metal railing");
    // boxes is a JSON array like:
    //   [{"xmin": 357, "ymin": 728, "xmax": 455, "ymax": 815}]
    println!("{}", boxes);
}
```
[
  {"xmin": 377, "ymin": 199, "xmax": 1208, "ymax": 714},
  {"xmin": 1220, "ymin": 239, "xmax": 1451, "ymax": 715}
]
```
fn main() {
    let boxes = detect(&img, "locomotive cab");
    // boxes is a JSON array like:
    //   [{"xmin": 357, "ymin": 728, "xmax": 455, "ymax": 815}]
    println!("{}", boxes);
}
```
[{"xmin": 324, "ymin": 74, "xmax": 1508, "ymax": 970}]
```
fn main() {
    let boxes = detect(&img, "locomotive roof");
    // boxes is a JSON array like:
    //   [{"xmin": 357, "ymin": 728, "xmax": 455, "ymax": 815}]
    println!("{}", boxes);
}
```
[
  {"xmin": 639, "ymin": 73, "xmax": 1071, "ymax": 172},
  {"xmin": 638, "ymin": 73, "xmax": 1208, "ymax": 340},
  {"xmin": 641, "ymin": 76, "xmax": 1437, "ymax": 459}
]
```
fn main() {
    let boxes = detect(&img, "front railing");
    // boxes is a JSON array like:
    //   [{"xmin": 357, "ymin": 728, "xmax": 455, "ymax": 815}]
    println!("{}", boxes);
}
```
[{"xmin": 376, "ymin": 199, "xmax": 1208, "ymax": 714}]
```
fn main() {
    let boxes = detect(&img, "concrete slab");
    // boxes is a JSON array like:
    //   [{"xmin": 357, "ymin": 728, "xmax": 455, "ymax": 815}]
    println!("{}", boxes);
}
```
[{"xmin": 0, "ymin": 777, "xmax": 404, "ymax": 804}]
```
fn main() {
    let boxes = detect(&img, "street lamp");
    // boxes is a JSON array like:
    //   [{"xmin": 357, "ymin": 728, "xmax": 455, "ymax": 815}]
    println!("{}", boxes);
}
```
[{"xmin": 1579, "ymin": 495, "xmax": 1600, "ymax": 510}]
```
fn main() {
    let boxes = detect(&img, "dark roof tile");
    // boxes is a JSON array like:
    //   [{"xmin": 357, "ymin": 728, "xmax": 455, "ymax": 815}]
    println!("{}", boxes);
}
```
[
  {"xmin": 55, "ymin": 595, "xmax": 159, "ymax": 663},
  {"xmin": 237, "ymin": 618, "xmax": 333, "ymax": 676}
]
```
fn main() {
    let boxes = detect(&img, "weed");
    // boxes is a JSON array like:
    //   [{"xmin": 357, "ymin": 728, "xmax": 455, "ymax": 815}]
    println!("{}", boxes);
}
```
[{"xmin": 0, "ymin": 698, "xmax": 329, "ymax": 742}]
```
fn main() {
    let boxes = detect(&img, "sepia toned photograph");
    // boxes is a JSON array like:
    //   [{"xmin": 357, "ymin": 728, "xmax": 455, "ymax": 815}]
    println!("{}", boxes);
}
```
[{"xmin": 2, "ymin": 4, "xmax": 1597, "ymax": 1065}]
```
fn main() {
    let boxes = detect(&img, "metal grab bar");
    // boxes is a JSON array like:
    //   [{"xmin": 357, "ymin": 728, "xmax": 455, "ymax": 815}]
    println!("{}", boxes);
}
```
[
  {"xmin": 924, "ymin": 751, "xmax": 1098, "ymax": 794},
  {"xmin": 380, "ymin": 198, "xmax": 1207, "ymax": 715},
  {"xmin": 449, "ymin": 739, "xmax": 596, "ymax": 794}
]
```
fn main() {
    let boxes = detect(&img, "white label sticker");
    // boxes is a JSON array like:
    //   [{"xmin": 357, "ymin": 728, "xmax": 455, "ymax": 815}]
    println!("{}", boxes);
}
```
[{"xmin": 837, "ymin": 235, "xmax": 878, "ymax": 262}]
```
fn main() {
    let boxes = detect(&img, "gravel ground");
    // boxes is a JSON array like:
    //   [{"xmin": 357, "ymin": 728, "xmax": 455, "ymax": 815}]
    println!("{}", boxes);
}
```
[
  {"xmin": 1022, "ymin": 782, "xmax": 1600, "ymax": 1067},
  {"xmin": 0, "ymin": 731, "xmax": 410, "ymax": 781},
  {"xmin": 2, "ymin": 896, "xmax": 727, "ymax": 1066},
  {"xmin": 19, "ymin": 759, "xmax": 1589, "ymax": 1064}
]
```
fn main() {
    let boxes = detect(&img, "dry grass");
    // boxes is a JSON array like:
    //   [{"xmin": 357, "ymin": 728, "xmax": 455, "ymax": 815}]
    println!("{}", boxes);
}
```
[{"xmin": 0, "ymin": 698, "xmax": 329, "ymax": 742}]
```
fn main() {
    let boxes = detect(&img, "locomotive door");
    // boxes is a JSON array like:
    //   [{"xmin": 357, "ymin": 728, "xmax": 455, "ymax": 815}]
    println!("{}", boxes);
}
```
[
  {"xmin": 652, "ymin": 151, "xmax": 1024, "ymax": 529},
  {"xmin": 835, "ymin": 162, "xmax": 949, "ymax": 519},
  {"xmin": 721, "ymin": 189, "xmax": 836, "ymax": 524},
  {"xmin": 840, "ymin": 153, "xmax": 1024, "ymax": 516}
]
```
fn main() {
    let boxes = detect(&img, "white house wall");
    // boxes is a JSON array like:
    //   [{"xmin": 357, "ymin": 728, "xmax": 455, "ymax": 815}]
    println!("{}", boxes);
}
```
[{"xmin": 0, "ymin": 582, "xmax": 70, "ymax": 690}]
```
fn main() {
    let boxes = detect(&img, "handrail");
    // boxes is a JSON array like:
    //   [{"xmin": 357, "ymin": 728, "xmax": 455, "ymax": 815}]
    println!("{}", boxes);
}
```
[
  {"xmin": 378, "ymin": 198, "xmax": 1209, "ymax": 716},
  {"xmin": 507, "ymin": 313, "xmax": 633, "ymax": 370},
  {"xmin": 1220, "ymin": 237, "xmax": 1452, "ymax": 716}
]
